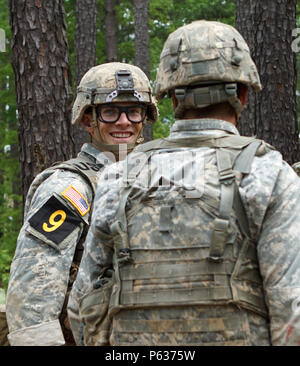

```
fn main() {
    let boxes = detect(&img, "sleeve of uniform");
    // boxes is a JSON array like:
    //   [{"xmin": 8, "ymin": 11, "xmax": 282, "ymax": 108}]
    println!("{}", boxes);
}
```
[
  {"xmin": 5, "ymin": 169, "xmax": 93, "ymax": 346},
  {"xmin": 67, "ymin": 222, "xmax": 114, "ymax": 345},
  {"xmin": 68, "ymin": 164, "xmax": 122, "ymax": 345},
  {"xmin": 240, "ymin": 150, "xmax": 300, "ymax": 346}
]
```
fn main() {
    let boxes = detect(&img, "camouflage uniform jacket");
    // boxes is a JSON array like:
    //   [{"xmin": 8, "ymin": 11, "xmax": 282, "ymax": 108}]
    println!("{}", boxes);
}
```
[
  {"xmin": 6, "ymin": 143, "xmax": 113, "ymax": 346},
  {"xmin": 292, "ymin": 161, "xmax": 300, "ymax": 177},
  {"xmin": 69, "ymin": 119, "xmax": 300, "ymax": 346}
]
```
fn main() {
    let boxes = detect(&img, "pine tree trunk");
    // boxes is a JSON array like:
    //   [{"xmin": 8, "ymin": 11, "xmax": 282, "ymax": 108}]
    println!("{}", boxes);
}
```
[
  {"xmin": 133, "ymin": 0, "xmax": 152, "ymax": 142},
  {"xmin": 105, "ymin": 0, "xmax": 118, "ymax": 62},
  {"xmin": 9, "ymin": 0, "xmax": 74, "ymax": 208},
  {"xmin": 236, "ymin": 0, "xmax": 299, "ymax": 164},
  {"xmin": 74, "ymin": 0, "xmax": 98, "ymax": 154}
]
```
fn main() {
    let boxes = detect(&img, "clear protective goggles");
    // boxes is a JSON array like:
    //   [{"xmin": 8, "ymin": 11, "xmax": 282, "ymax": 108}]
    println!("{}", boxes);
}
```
[{"xmin": 96, "ymin": 104, "xmax": 147, "ymax": 124}]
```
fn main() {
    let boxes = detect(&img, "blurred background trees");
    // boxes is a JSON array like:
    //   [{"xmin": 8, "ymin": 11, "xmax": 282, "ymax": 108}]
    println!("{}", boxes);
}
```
[
  {"xmin": 10, "ymin": 0, "xmax": 74, "ymax": 206},
  {"xmin": 236, "ymin": 0, "xmax": 299, "ymax": 164}
]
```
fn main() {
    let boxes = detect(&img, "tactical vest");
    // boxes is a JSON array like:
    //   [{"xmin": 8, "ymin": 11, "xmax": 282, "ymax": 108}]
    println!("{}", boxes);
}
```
[{"xmin": 108, "ymin": 133, "xmax": 271, "ymax": 324}]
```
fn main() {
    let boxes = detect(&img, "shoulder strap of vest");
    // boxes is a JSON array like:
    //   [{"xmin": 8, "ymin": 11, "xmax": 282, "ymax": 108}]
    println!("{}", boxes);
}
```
[
  {"xmin": 135, "ymin": 134, "xmax": 257, "ymax": 153},
  {"xmin": 208, "ymin": 139, "xmax": 266, "ymax": 262},
  {"xmin": 51, "ymin": 156, "xmax": 105, "ymax": 196},
  {"xmin": 233, "ymin": 140, "xmax": 262, "ymax": 174},
  {"xmin": 208, "ymin": 148, "xmax": 236, "ymax": 262}
]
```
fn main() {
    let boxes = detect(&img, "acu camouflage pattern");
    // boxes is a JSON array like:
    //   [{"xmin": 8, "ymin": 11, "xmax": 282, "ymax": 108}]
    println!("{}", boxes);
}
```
[
  {"xmin": 71, "ymin": 119, "xmax": 300, "ymax": 346},
  {"xmin": 72, "ymin": 62, "xmax": 158, "ymax": 125},
  {"xmin": 154, "ymin": 20, "xmax": 262, "ymax": 100},
  {"xmin": 5, "ymin": 143, "xmax": 113, "ymax": 346},
  {"xmin": 292, "ymin": 162, "xmax": 300, "ymax": 176}
]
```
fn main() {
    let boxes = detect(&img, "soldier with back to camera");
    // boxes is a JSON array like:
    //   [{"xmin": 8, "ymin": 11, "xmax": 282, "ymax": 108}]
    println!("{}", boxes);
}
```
[{"xmin": 70, "ymin": 21, "xmax": 300, "ymax": 346}]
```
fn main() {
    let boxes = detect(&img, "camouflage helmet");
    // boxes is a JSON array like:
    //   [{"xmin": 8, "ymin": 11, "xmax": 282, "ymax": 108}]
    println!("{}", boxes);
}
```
[
  {"xmin": 72, "ymin": 62, "xmax": 158, "ymax": 125},
  {"xmin": 154, "ymin": 20, "xmax": 261, "ymax": 118}
]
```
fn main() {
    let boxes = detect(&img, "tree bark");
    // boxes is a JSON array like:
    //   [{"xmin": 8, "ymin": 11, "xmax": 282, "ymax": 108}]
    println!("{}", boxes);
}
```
[
  {"xmin": 74, "ymin": 0, "xmax": 98, "ymax": 154},
  {"xmin": 9, "ymin": 0, "xmax": 74, "ymax": 208},
  {"xmin": 133, "ymin": 0, "xmax": 152, "ymax": 142},
  {"xmin": 236, "ymin": 0, "xmax": 299, "ymax": 165},
  {"xmin": 105, "ymin": 0, "xmax": 118, "ymax": 62}
]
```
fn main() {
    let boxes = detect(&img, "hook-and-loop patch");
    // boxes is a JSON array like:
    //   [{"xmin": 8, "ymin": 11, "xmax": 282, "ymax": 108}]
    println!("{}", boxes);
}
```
[{"xmin": 28, "ymin": 196, "xmax": 82, "ymax": 245}]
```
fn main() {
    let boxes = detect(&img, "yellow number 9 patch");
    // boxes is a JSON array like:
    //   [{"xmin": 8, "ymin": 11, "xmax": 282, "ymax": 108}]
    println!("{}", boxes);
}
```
[
  {"xmin": 42, "ymin": 210, "xmax": 67, "ymax": 232},
  {"xmin": 29, "ymin": 196, "xmax": 82, "ymax": 245}
]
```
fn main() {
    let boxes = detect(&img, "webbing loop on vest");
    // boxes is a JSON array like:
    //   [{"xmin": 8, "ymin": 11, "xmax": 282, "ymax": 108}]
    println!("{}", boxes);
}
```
[
  {"xmin": 232, "ymin": 140, "xmax": 263, "ymax": 239},
  {"xmin": 208, "ymin": 148, "xmax": 235, "ymax": 262},
  {"xmin": 110, "ymin": 220, "xmax": 131, "ymax": 264},
  {"xmin": 232, "ymin": 184, "xmax": 251, "ymax": 238}
]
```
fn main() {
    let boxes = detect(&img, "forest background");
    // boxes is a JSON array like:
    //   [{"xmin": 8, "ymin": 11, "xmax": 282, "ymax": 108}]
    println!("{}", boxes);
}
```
[{"xmin": 0, "ymin": 0, "xmax": 300, "ymax": 302}]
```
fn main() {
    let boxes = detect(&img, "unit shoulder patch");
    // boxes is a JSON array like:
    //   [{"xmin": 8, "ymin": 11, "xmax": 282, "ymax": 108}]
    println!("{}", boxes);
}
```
[
  {"xmin": 28, "ymin": 195, "xmax": 82, "ymax": 245},
  {"xmin": 62, "ymin": 186, "xmax": 90, "ymax": 216}
]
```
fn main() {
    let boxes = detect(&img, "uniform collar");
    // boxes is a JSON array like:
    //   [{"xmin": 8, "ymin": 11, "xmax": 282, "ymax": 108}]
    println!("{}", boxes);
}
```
[
  {"xmin": 170, "ymin": 118, "xmax": 240, "ymax": 136},
  {"xmin": 80, "ymin": 143, "xmax": 102, "ymax": 159},
  {"xmin": 79, "ymin": 142, "xmax": 116, "ymax": 165}
]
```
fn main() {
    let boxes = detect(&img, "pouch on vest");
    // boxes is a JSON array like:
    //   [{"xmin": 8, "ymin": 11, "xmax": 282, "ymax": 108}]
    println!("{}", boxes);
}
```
[{"xmin": 79, "ymin": 276, "xmax": 114, "ymax": 346}]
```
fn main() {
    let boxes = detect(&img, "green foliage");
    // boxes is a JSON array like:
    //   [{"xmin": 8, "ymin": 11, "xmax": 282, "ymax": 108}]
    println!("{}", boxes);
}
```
[
  {"xmin": 64, "ymin": 0, "xmax": 76, "ymax": 89},
  {"xmin": 0, "ymin": 0, "xmax": 21, "ymax": 291},
  {"xmin": 153, "ymin": 98, "xmax": 174, "ymax": 139},
  {"xmin": 116, "ymin": 0, "xmax": 135, "ymax": 62},
  {"xmin": 0, "ymin": 288, "xmax": 5, "ymax": 304},
  {"xmin": 0, "ymin": 130, "xmax": 22, "ymax": 290}
]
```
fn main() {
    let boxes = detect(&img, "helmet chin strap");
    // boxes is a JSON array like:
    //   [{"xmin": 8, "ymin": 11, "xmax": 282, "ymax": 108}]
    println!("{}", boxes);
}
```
[{"xmin": 89, "ymin": 106, "xmax": 144, "ymax": 161}]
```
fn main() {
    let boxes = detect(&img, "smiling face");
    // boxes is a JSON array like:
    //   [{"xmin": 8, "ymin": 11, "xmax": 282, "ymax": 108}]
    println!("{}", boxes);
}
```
[{"xmin": 97, "ymin": 102, "xmax": 144, "ymax": 145}]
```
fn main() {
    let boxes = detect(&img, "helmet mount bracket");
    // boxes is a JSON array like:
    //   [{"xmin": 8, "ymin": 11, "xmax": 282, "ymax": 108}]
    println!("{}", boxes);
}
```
[{"xmin": 105, "ymin": 69, "xmax": 144, "ymax": 103}]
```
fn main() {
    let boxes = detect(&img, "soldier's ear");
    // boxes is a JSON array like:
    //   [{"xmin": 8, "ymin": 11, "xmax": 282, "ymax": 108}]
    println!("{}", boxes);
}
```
[
  {"xmin": 81, "ymin": 113, "xmax": 94, "ymax": 133},
  {"xmin": 83, "ymin": 124, "xmax": 94, "ymax": 134}
]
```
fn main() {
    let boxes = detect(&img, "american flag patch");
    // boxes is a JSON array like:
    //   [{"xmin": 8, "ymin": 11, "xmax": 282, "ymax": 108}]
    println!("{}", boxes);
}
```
[{"xmin": 62, "ymin": 186, "xmax": 89, "ymax": 216}]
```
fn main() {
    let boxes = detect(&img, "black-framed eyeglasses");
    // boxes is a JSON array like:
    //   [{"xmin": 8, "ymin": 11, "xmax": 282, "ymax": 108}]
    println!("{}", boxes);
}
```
[{"xmin": 96, "ymin": 104, "xmax": 147, "ymax": 124}]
